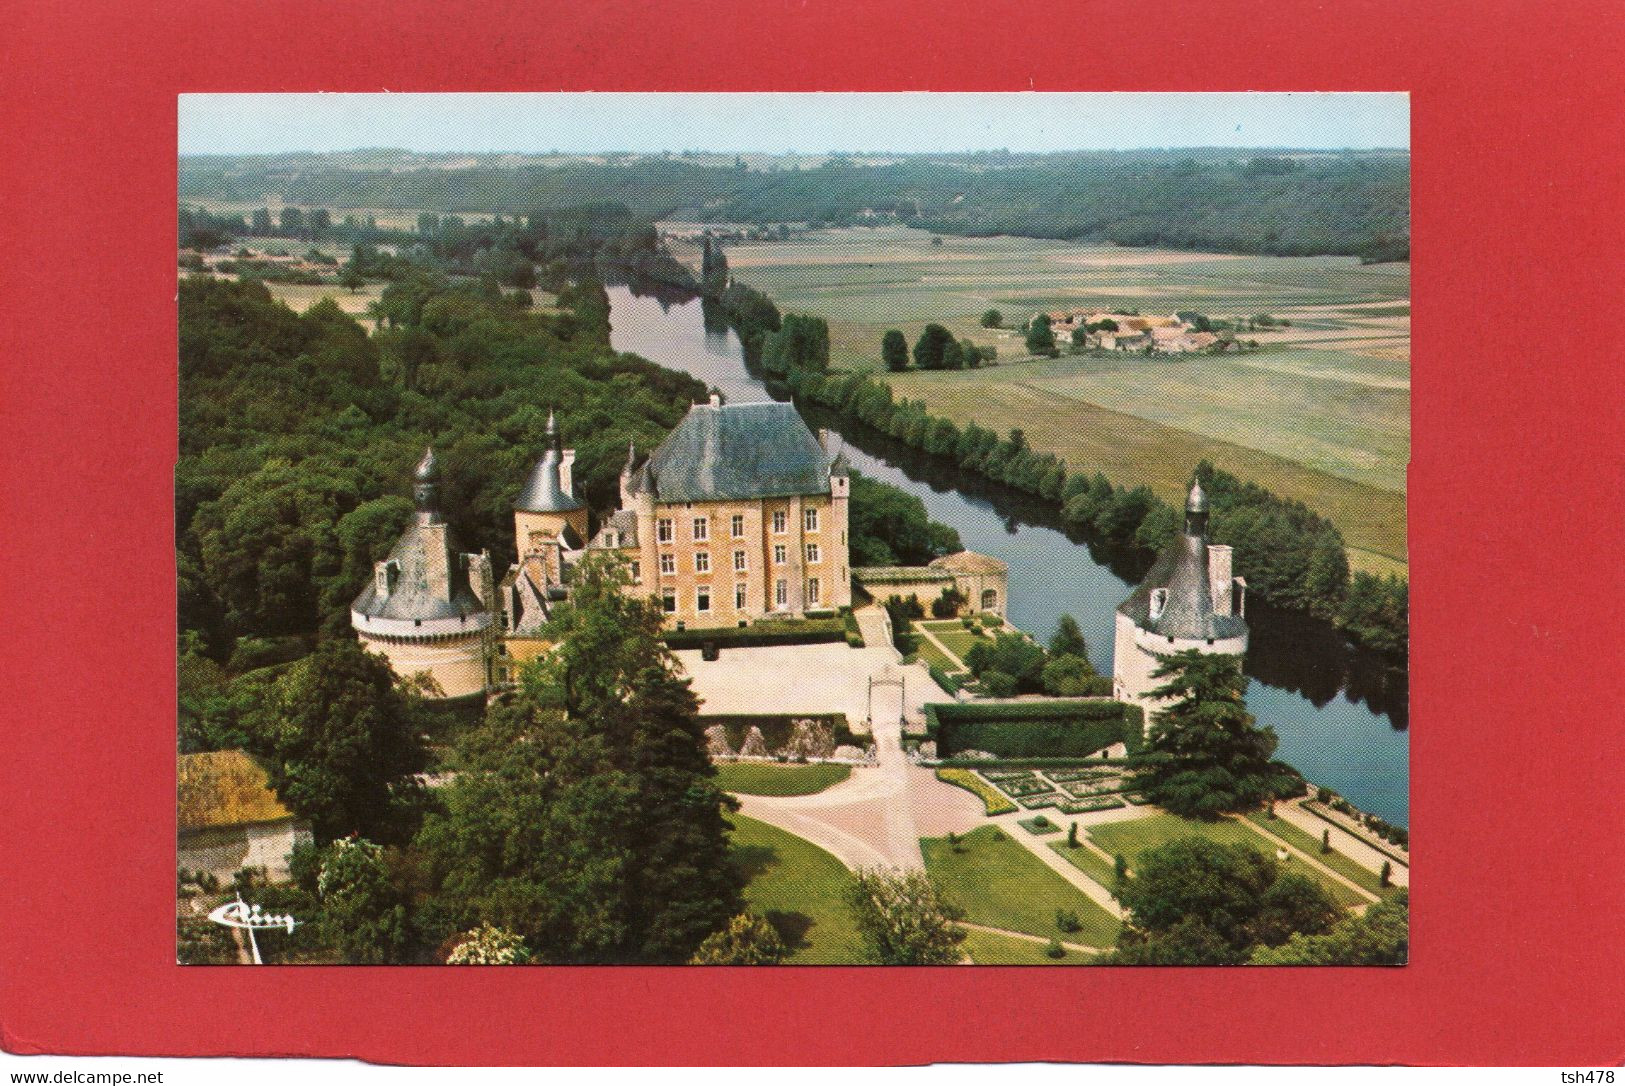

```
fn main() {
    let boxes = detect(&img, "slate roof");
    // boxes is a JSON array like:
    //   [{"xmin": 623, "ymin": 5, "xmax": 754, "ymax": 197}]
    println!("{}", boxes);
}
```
[
  {"xmin": 1117, "ymin": 532, "xmax": 1247, "ymax": 642},
  {"xmin": 589, "ymin": 509, "xmax": 640, "ymax": 550},
  {"xmin": 351, "ymin": 518, "xmax": 486, "ymax": 621},
  {"xmin": 177, "ymin": 750, "xmax": 297, "ymax": 832},
  {"xmin": 642, "ymin": 401, "xmax": 832, "ymax": 503},
  {"xmin": 516, "ymin": 411, "xmax": 584, "ymax": 513}
]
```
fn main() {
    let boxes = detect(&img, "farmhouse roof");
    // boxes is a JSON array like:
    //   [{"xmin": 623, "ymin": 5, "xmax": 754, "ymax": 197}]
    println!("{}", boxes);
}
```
[
  {"xmin": 177, "ymin": 751, "xmax": 298, "ymax": 832},
  {"xmin": 643, "ymin": 401, "xmax": 832, "ymax": 503}
]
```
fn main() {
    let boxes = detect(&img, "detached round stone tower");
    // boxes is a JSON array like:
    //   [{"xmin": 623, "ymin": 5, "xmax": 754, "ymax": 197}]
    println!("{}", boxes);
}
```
[
  {"xmin": 1112, "ymin": 480, "xmax": 1249, "ymax": 725},
  {"xmin": 350, "ymin": 448, "xmax": 495, "ymax": 698}
]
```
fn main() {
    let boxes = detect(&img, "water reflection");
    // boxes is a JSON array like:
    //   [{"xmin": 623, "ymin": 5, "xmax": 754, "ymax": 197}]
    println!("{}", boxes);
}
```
[{"xmin": 606, "ymin": 284, "xmax": 1409, "ymax": 825}]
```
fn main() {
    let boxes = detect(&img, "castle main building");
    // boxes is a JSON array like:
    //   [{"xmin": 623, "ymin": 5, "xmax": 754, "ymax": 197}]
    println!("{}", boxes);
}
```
[
  {"xmin": 1112, "ymin": 480, "xmax": 1248, "ymax": 722},
  {"xmin": 356, "ymin": 396, "xmax": 852, "ymax": 697}
]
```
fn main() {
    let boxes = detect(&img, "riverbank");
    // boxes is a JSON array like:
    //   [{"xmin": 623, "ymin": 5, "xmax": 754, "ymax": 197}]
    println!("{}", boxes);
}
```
[{"xmin": 605, "ymin": 284, "xmax": 1408, "ymax": 826}]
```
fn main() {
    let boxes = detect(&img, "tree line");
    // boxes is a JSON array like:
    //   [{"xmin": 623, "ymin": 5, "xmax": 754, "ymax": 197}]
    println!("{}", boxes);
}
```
[
  {"xmin": 183, "ymin": 149, "xmax": 1409, "ymax": 260},
  {"xmin": 783, "ymin": 366, "xmax": 1407, "ymax": 656}
]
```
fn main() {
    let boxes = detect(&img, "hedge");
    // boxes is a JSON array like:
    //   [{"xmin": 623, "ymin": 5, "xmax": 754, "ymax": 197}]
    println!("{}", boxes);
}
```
[
  {"xmin": 664, "ymin": 617, "xmax": 846, "ymax": 650},
  {"xmin": 928, "ymin": 665, "xmax": 963, "ymax": 696},
  {"xmin": 923, "ymin": 699, "xmax": 1144, "ymax": 758}
]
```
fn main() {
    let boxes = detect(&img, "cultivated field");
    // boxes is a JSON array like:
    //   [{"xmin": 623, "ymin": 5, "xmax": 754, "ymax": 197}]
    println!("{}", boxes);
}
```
[
  {"xmin": 723, "ymin": 226, "xmax": 1410, "ymax": 573},
  {"xmin": 263, "ymin": 281, "xmax": 386, "ymax": 318}
]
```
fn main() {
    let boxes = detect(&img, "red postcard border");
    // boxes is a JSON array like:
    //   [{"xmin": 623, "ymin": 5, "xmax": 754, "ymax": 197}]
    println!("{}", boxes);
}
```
[{"xmin": 3, "ymin": 0, "xmax": 1622, "ymax": 1067}]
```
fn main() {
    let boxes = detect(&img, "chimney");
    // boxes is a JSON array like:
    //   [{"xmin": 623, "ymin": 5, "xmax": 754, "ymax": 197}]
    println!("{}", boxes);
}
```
[
  {"xmin": 559, "ymin": 449, "xmax": 576, "ymax": 498},
  {"xmin": 818, "ymin": 428, "xmax": 833, "ymax": 452},
  {"xmin": 1208, "ymin": 544, "xmax": 1233, "ymax": 615},
  {"xmin": 708, "ymin": 391, "xmax": 722, "ymax": 408}
]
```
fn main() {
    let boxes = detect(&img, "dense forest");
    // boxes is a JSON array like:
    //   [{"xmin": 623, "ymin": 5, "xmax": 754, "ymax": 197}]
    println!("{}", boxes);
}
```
[{"xmin": 181, "ymin": 148, "xmax": 1409, "ymax": 259}]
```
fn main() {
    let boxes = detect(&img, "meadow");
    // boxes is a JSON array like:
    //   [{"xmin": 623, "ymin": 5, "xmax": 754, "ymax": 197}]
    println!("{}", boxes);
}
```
[{"xmin": 723, "ymin": 226, "xmax": 1409, "ymax": 573}]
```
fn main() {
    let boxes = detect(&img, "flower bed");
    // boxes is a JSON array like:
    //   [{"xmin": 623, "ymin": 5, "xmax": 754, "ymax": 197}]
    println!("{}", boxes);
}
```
[
  {"xmin": 1018, "ymin": 792, "xmax": 1064, "ymax": 810},
  {"xmin": 1059, "ymin": 795, "xmax": 1126, "ymax": 814},
  {"xmin": 935, "ymin": 768, "xmax": 1016, "ymax": 816},
  {"xmin": 991, "ymin": 776, "xmax": 1054, "ymax": 798},
  {"xmin": 1056, "ymin": 777, "xmax": 1129, "ymax": 798}
]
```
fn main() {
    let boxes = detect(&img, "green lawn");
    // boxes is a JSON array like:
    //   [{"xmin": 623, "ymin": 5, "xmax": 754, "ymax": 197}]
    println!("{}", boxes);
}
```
[
  {"xmin": 962, "ymin": 928, "xmax": 1095, "ymax": 965},
  {"xmin": 714, "ymin": 762, "xmax": 851, "ymax": 797},
  {"xmin": 1243, "ymin": 811, "xmax": 1398, "ymax": 898},
  {"xmin": 1087, "ymin": 813, "xmax": 1367, "ymax": 908},
  {"xmin": 1049, "ymin": 839, "xmax": 1122, "ymax": 893},
  {"xmin": 921, "ymin": 825, "xmax": 1120, "ymax": 947},
  {"xmin": 910, "ymin": 631, "xmax": 960, "ymax": 673},
  {"xmin": 918, "ymin": 620, "xmax": 992, "ymax": 663},
  {"xmin": 729, "ymin": 814, "xmax": 863, "ymax": 964}
]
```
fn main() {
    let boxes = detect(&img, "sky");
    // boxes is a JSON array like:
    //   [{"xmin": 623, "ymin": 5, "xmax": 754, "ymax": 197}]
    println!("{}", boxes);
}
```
[{"xmin": 178, "ymin": 93, "xmax": 1408, "ymax": 156}]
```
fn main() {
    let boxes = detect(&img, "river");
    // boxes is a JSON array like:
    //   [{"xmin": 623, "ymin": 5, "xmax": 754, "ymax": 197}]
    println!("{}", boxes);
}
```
[{"xmin": 607, "ymin": 285, "xmax": 1409, "ymax": 826}]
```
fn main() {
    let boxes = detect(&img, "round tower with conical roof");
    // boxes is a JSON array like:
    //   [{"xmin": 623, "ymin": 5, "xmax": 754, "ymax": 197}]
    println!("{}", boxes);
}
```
[
  {"xmin": 513, "ymin": 410, "xmax": 590, "ymax": 560},
  {"xmin": 1111, "ymin": 478, "xmax": 1248, "ymax": 726},
  {"xmin": 351, "ymin": 447, "xmax": 496, "ymax": 698}
]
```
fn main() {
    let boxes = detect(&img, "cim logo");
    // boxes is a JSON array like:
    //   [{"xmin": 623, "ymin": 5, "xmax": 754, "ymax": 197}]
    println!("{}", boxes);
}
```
[{"xmin": 207, "ymin": 897, "xmax": 298, "ymax": 963}]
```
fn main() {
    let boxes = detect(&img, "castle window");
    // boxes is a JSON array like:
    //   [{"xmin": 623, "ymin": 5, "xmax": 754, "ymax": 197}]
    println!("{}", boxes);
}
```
[
  {"xmin": 805, "ymin": 543, "xmax": 820, "ymax": 564},
  {"xmin": 733, "ymin": 550, "xmax": 747, "ymax": 572},
  {"xmin": 773, "ymin": 544, "xmax": 787, "ymax": 565},
  {"xmin": 659, "ymin": 553, "xmax": 676, "ymax": 576},
  {"xmin": 662, "ymin": 588, "xmax": 677, "ymax": 613},
  {"xmin": 1149, "ymin": 587, "xmax": 1168, "ymax": 621},
  {"xmin": 696, "ymin": 587, "xmax": 711, "ymax": 613},
  {"xmin": 775, "ymin": 579, "xmax": 788, "ymax": 607},
  {"xmin": 731, "ymin": 514, "xmax": 745, "ymax": 538},
  {"xmin": 807, "ymin": 577, "xmax": 820, "ymax": 604},
  {"xmin": 695, "ymin": 551, "xmax": 711, "ymax": 573},
  {"xmin": 804, "ymin": 508, "xmax": 819, "ymax": 532},
  {"xmin": 772, "ymin": 510, "xmax": 787, "ymax": 534},
  {"xmin": 692, "ymin": 517, "xmax": 709, "ymax": 541},
  {"xmin": 657, "ymin": 518, "xmax": 673, "ymax": 543},
  {"xmin": 735, "ymin": 583, "xmax": 747, "ymax": 609}
]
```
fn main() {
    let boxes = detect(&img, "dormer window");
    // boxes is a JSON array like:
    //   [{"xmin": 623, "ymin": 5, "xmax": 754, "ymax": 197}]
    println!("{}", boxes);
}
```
[
  {"xmin": 375, "ymin": 560, "xmax": 400, "ymax": 599},
  {"xmin": 1149, "ymin": 587, "xmax": 1168, "ymax": 622}
]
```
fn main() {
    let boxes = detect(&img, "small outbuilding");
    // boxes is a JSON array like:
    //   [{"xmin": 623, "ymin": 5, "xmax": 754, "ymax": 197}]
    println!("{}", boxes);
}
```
[{"xmin": 177, "ymin": 750, "xmax": 312, "ymax": 885}]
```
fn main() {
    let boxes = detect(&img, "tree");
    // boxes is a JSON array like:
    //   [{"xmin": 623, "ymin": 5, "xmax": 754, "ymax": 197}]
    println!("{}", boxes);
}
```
[
  {"xmin": 913, "ymin": 323, "xmax": 955, "ymax": 370},
  {"xmin": 1049, "ymin": 614, "xmax": 1090, "ymax": 660},
  {"xmin": 1251, "ymin": 890, "xmax": 1408, "ymax": 965},
  {"xmin": 1380, "ymin": 861, "xmax": 1392, "ymax": 888},
  {"xmin": 1127, "ymin": 651, "xmax": 1298, "ymax": 820},
  {"xmin": 314, "ymin": 836, "xmax": 414, "ymax": 964},
  {"xmin": 689, "ymin": 913, "xmax": 790, "ymax": 964},
  {"xmin": 1041, "ymin": 653, "xmax": 1099, "ymax": 696},
  {"xmin": 964, "ymin": 631, "xmax": 1047, "ymax": 693},
  {"xmin": 1067, "ymin": 822, "xmax": 1079, "ymax": 848},
  {"xmin": 446, "ymin": 923, "xmax": 532, "ymax": 964},
  {"xmin": 940, "ymin": 337, "xmax": 965, "ymax": 370},
  {"xmin": 1025, "ymin": 313, "xmax": 1057, "ymax": 356},
  {"xmin": 253, "ymin": 638, "xmax": 427, "ymax": 844},
  {"xmin": 980, "ymin": 309, "xmax": 1002, "ymax": 328},
  {"xmin": 845, "ymin": 868, "xmax": 967, "ymax": 965},
  {"xmin": 1109, "ymin": 837, "xmax": 1340, "ymax": 964},
  {"xmin": 881, "ymin": 329, "xmax": 909, "ymax": 371},
  {"xmin": 961, "ymin": 338, "xmax": 983, "ymax": 368},
  {"xmin": 1321, "ymin": 829, "xmax": 1332, "ymax": 854},
  {"xmin": 417, "ymin": 555, "xmax": 742, "ymax": 963}
]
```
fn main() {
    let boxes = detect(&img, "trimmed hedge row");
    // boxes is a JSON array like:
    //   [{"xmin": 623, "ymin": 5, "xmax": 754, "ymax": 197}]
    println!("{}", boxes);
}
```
[
  {"xmin": 923, "ymin": 699, "xmax": 1144, "ymax": 758},
  {"xmin": 664, "ymin": 617, "xmax": 847, "ymax": 651},
  {"xmin": 934, "ymin": 768, "xmax": 1016, "ymax": 815}
]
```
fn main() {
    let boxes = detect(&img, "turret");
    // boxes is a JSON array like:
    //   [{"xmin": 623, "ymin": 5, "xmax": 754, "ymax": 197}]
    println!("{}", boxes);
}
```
[{"xmin": 514, "ymin": 409, "xmax": 589, "ymax": 559}]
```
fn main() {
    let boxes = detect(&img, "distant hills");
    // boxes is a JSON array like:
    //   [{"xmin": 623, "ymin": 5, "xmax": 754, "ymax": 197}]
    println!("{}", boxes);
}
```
[{"xmin": 180, "ymin": 148, "xmax": 1409, "ymax": 259}]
